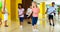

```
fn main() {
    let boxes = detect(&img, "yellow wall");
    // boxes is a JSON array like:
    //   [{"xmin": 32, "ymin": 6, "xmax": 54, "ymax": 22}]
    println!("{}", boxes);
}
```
[
  {"xmin": 39, "ymin": 2, "xmax": 46, "ymax": 26},
  {"xmin": 16, "ymin": 0, "xmax": 22, "ymax": 21},
  {"xmin": 6, "ymin": 0, "xmax": 11, "ymax": 20},
  {"xmin": 10, "ymin": 0, "xmax": 22, "ymax": 21},
  {"xmin": 5, "ymin": 0, "xmax": 22, "ymax": 21}
]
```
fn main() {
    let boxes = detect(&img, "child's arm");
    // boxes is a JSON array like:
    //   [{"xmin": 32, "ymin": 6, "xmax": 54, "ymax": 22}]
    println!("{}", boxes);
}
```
[
  {"xmin": 45, "ymin": 8, "xmax": 48, "ymax": 14},
  {"xmin": 2, "ymin": 0, "xmax": 6, "ymax": 14}
]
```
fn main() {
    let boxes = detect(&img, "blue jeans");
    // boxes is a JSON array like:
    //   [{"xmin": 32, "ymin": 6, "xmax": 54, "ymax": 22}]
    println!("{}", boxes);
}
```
[{"xmin": 32, "ymin": 17, "xmax": 38, "ymax": 26}]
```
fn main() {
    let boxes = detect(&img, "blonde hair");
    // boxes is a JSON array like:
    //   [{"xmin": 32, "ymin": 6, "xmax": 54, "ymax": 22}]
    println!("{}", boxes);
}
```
[{"xmin": 32, "ymin": 1, "xmax": 37, "ymax": 8}]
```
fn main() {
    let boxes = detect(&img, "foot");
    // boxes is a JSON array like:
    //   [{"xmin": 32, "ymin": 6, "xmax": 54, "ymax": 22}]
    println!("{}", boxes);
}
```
[
  {"xmin": 28, "ymin": 22, "xmax": 31, "ymax": 24},
  {"xmin": 53, "ymin": 24, "xmax": 55, "ymax": 26},
  {"xmin": 50, "ymin": 23, "xmax": 52, "ymax": 26},
  {"xmin": 0, "ymin": 22, "xmax": 2, "ymax": 25},
  {"xmin": 32, "ymin": 28, "xmax": 38, "ymax": 32},
  {"xmin": 5, "ymin": 25, "xmax": 8, "ymax": 27},
  {"xmin": 20, "ymin": 25, "xmax": 23, "ymax": 29}
]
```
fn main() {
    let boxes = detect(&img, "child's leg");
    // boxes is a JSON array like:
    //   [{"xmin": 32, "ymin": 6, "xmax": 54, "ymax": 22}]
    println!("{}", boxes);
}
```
[
  {"xmin": 48, "ymin": 15, "xmax": 52, "ymax": 25},
  {"xmin": 51, "ymin": 16, "xmax": 55, "ymax": 26},
  {"xmin": 19, "ymin": 17, "xmax": 24, "ymax": 26},
  {"xmin": 4, "ymin": 14, "xmax": 8, "ymax": 27},
  {"xmin": 4, "ymin": 20, "xmax": 8, "ymax": 27},
  {"xmin": 0, "ymin": 18, "xmax": 2, "ymax": 25},
  {"xmin": 0, "ymin": 12, "xmax": 2, "ymax": 25}
]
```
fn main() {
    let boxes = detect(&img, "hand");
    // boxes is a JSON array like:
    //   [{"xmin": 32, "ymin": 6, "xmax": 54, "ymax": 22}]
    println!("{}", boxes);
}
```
[{"xmin": 2, "ymin": 11, "xmax": 5, "ymax": 14}]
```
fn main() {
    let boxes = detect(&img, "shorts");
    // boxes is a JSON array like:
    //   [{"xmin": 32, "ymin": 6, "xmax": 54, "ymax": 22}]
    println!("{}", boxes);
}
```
[
  {"xmin": 19, "ymin": 17, "xmax": 24, "ymax": 22},
  {"xmin": 32, "ymin": 17, "xmax": 38, "ymax": 26},
  {"xmin": 48, "ymin": 15, "xmax": 53, "ymax": 20},
  {"xmin": 4, "ymin": 14, "xmax": 8, "ymax": 21}
]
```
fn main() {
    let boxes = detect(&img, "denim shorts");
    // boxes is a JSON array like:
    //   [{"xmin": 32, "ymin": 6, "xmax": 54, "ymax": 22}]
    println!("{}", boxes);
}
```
[
  {"xmin": 32, "ymin": 17, "xmax": 38, "ymax": 26},
  {"xmin": 19, "ymin": 17, "xmax": 24, "ymax": 22}
]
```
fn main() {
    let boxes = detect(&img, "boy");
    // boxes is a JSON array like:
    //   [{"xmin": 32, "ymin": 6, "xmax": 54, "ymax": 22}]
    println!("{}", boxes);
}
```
[
  {"xmin": 46, "ymin": 2, "xmax": 56, "ymax": 26},
  {"xmin": 26, "ymin": 5, "xmax": 32, "ymax": 24}
]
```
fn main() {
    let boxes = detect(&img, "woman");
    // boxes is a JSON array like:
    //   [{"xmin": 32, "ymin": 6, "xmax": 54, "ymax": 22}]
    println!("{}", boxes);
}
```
[{"xmin": 32, "ymin": 1, "xmax": 40, "ymax": 31}]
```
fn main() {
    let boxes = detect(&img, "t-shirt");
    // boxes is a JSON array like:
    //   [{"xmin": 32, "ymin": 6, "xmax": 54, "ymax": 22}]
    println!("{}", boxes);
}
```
[
  {"xmin": 4, "ymin": 8, "xmax": 8, "ymax": 20},
  {"xmin": 18, "ymin": 8, "xmax": 24, "ymax": 17},
  {"xmin": 26, "ymin": 8, "xmax": 32, "ymax": 17},
  {"xmin": 47, "ymin": 6, "xmax": 56, "ymax": 15},
  {"xmin": 32, "ymin": 8, "xmax": 40, "ymax": 17}
]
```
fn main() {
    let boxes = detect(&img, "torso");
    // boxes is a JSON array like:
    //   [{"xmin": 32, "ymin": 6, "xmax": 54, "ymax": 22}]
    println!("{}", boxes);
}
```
[
  {"xmin": 18, "ymin": 8, "xmax": 24, "ymax": 17},
  {"xmin": 32, "ymin": 8, "xmax": 39, "ymax": 17},
  {"xmin": 47, "ymin": 6, "xmax": 56, "ymax": 15}
]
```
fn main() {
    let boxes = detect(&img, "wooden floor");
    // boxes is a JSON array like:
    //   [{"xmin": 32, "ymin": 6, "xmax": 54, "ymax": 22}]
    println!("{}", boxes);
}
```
[{"xmin": 0, "ymin": 18, "xmax": 60, "ymax": 32}]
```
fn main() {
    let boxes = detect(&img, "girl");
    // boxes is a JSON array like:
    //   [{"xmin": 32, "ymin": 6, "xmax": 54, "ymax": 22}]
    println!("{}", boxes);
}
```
[
  {"xmin": 18, "ymin": 3, "xmax": 24, "ymax": 29},
  {"xmin": 32, "ymin": 1, "xmax": 40, "ymax": 31}
]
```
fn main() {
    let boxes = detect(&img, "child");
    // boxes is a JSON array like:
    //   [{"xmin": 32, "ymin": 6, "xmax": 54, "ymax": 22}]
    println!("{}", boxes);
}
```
[
  {"xmin": 3, "ymin": 8, "xmax": 8, "ymax": 27},
  {"xmin": 26, "ymin": 5, "xmax": 32, "ymax": 24},
  {"xmin": 32, "ymin": 1, "xmax": 40, "ymax": 32},
  {"xmin": 18, "ymin": 3, "xmax": 24, "ymax": 29},
  {"xmin": 46, "ymin": 2, "xmax": 56, "ymax": 26}
]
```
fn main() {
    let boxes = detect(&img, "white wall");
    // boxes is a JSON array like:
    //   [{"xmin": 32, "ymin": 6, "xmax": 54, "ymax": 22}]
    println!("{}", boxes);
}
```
[{"xmin": 33, "ymin": 0, "xmax": 60, "ymax": 5}]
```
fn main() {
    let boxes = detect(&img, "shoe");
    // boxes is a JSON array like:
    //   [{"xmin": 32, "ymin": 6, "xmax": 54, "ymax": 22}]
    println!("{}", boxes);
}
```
[
  {"xmin": 28, "ymin": 22, "xmax": 31, "ymax": 24},
  {"xmin": 5, "ymin": 25, "xmax": 8, "ymax": 27},
  {"xmin": 50, "ymin": 23, "xmax": 52, "ymax": 26},
  {"xmin": 33, "ymin": 29, "xmax": 38, "ymax": 32},
  {"xmin": 20, "ymin": 25, "xmax": 23, "ymax": 30}
]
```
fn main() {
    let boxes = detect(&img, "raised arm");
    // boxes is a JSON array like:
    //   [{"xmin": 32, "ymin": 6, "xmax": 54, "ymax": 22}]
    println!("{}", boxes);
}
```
[{"xmin": 2, "ymin": 0, "xmax": 6, "ymax": 11}]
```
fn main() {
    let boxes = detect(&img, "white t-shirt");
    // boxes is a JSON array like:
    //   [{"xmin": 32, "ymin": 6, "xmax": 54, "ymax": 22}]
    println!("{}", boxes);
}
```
[
  {"xmin": 47, "ymin": 6, "xmax": 56, "ymax": 15},
  {"xmin": 26, "ymin": 8, "xmax": 32, "ymax": 17},
  {"xmin": 4, "ymin": 8, "xmax": 8, "ymax": 21},
  {"xmin": 18, "ymin": 8, "xmax": 24, "ymax": 17}
]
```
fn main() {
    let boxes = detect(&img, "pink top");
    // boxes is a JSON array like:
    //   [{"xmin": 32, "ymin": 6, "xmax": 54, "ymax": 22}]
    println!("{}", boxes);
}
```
[
  {"xmin": 18, "ymin": 8, "xmax": 24, "ymax": 17},
  {"xmin": 32, "ymin": 8, "xmax": 40, "ymax": 17}
]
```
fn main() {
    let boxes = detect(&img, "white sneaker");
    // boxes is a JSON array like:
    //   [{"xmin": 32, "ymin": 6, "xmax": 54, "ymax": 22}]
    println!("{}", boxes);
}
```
[
  {"xmin": 32, "ymin": 29, "xmax": 38, "ymax": 32},
  {"xmin": 20, "ymin": 25, "xmax": 23, "ymax": 30}
]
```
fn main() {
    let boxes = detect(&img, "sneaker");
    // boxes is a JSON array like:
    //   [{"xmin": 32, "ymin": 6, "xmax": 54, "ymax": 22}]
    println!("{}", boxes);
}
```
[
  {"xmin": 33, "ymin": 29, "xmax": 38, "ymax": 32},
  {"xmin": 20, "ymin": 25, "xmax": 23, "ymax": 30}
]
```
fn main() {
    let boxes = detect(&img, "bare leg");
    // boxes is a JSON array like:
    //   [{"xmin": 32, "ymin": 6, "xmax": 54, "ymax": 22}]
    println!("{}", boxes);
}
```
[
  {"xmin": 20, "ymin": 22, "xmax": 23, "ymax": 26},
  {"xmin": 0, "ymin": 18, "xmax": 2, "ymax": 25},
  {"xmin": 49, "ymin": 19, "xmax": 52, "ymax": 26},
  {"xmin": 5, "ymin": 20, "xmax": 8, "ymax": 27},
  {"xmin": 52, "ymin": 19, "xmax": 55, "ymax": 26}
]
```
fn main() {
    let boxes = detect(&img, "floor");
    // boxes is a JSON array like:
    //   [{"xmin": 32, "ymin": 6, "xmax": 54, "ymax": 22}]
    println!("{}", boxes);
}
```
[{"xmin": 0, "ymin": 16, "xmax": 60, "ymax": 32}]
